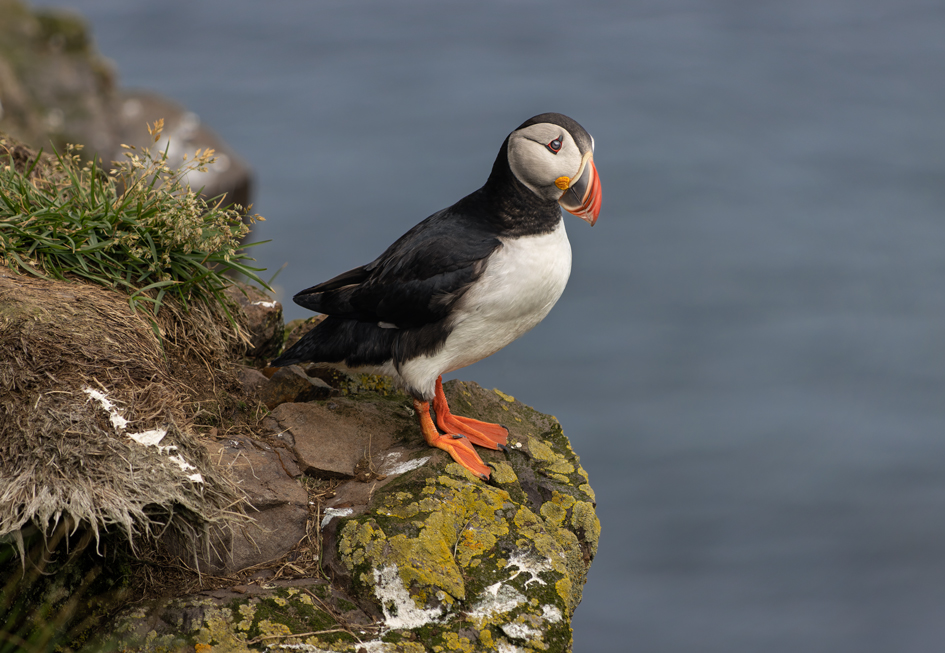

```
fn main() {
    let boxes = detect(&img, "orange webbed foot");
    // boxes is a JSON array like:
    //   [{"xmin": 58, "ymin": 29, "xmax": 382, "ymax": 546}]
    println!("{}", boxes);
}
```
[
  {"xmin": 414, "ymin": 399, "xmax": 492, "ymax": 480},
  {"xmin": 432, "ymin": 377, "xmax": 509, "ymax": 450}
]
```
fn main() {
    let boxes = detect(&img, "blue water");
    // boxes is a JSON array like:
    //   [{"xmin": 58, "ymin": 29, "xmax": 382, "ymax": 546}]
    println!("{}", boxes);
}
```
[{"xmin": 34, "ymin": 1, "xmax": 945, "ymax": 650}]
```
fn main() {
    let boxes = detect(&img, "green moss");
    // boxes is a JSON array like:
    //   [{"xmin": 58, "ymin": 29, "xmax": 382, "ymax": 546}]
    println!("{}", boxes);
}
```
[
  {"xmin": 111, "ymin": 581, "xmax": 370, "ymax": 651},
  {"xmin": 311, "ymin": 366, "xmax": 398, "ymax": 397},
  {"xmin": 335, "ymin": 597, "xmax": 357, "ymax": 612}
]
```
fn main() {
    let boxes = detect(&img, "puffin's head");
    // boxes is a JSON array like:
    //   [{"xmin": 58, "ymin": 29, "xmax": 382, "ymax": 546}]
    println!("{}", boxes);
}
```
[{"xmin": 506, "ymin": 113, "xmax": 602, "ymax": 226}]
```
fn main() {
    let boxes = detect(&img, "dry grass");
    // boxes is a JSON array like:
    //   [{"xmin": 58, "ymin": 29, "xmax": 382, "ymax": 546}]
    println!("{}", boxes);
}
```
[
  {"xmin": 0, "ymin": 129, "xmax": 269, "ymax": 566},
  {"xmin": 0, "ymin": 130, "xmax": 283, "ymax": 649},
  {"xmin": 0, "ymin": 266, "xmax": 247, "ymax": 560}
]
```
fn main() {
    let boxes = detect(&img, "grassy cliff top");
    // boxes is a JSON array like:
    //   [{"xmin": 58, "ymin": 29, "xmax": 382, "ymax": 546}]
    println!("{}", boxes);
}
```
[{"xmin": 0, "ymin": 124, "xmax": 267, "ymax": 335}]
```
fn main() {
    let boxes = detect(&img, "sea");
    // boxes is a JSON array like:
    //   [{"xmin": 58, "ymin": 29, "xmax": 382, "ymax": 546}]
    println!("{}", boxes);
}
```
[{"xmin": 30, "ymin": 1, "xmax": 945, "ymax": 650}]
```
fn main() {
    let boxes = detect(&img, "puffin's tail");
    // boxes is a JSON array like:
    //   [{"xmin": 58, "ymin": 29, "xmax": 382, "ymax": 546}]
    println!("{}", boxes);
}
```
[{"xmin": 270, "ymin": 316, "xmax": 396, "ymax": 369}]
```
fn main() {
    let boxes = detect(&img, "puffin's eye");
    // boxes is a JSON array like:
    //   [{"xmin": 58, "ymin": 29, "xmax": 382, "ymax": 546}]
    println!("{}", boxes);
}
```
[{"xmin": 546, "ymin": 137, "xmax": 562, "ymax": 154}]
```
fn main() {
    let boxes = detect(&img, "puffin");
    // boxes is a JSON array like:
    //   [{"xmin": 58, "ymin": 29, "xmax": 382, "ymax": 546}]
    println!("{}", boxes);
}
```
[{"xmin": 271, "ymin": 113, "xmax": 602, "ymax": 480}]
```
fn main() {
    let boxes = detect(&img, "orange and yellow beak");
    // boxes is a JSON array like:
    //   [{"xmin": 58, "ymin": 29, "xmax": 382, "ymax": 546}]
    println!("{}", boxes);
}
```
[{"xmin": 557, "ymin": 153, "xmax": 602, "ymax": 226}]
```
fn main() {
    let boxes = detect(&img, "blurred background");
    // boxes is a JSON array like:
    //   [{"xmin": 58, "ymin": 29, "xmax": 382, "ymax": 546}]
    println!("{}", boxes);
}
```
[{"xmin": 13, "ymin": 0, "xmax": 945, "ymax": 650}]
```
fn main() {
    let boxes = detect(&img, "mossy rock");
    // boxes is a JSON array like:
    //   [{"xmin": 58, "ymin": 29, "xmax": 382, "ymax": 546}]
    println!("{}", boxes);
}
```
[
  {"xmin": 327, "ymin": 380, "xmax": 599, "ymax": 652},
  {"xmin": 106, "ymin": 380, "xmax": 599, "ymax": 652},
  {"xmin": 106, "ymin": 580, "xmax": 373, "ymax": 652}
]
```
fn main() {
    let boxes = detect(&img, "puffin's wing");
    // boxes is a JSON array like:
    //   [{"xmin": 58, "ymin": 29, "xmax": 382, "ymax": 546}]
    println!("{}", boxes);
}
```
[
  {"xmin": 294, "ymin": 209, "xmax": 501, "ymax": 329},
  {"xmin": 294, "ymin": 265, "xmax": 370, "ymax": 310}
]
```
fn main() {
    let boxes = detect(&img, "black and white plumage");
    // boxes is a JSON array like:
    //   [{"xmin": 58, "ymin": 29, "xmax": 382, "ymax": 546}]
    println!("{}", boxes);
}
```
[{"xmin": 271, "ymin": 113, "xmax": 601, "ymax": 479}]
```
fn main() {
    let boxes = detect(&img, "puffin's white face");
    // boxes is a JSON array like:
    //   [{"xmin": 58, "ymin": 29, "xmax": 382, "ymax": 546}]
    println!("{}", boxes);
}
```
[{"xmin": 507, "ymin": 121, "xmax": 602, "ymax": 225}]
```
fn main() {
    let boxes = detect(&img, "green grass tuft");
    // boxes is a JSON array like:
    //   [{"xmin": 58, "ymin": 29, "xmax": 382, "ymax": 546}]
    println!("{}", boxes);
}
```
[{"xmin": 0, "ymin": 120, "xmax": 270, "ymax": 336}]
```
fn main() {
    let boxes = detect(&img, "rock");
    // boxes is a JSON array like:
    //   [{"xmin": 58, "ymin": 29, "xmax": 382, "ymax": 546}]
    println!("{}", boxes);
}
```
[
  {"xmin": 106, "ymin": 579, "xmax": 377, "ymax": 652},
  {"xmin": 305, "ymin": 364, "xmax": 398, "ymax": 396},
  {"xmin": 266, "ymin": 395, "xmax": 415, "ymax": 477},
  {"xmin": 108, "ymin": 380, "xmax": 599, "ymax": 652},
  {"xmin": 235, "ymin": 365, "xmax": 268, "ymax": 397},
  {"xmin": 0, "ymin": 0, "xmax": 120, "ymax": 156},
  {"xmin": 177, "ymin": 436, "xmax": 310, "ymax": 575},
  {"xmin": 321, "ymin": 380, "xmax": 599, "ymax": 652},
  {"xmin": 224, "ymin": 282, "xmax": 283, "ymax": 363},
  {"xmin": 322, "ymin": 446, "xmax": 434, "ymax": 523},
  {"xmin": 259, "ymin": 365, "xmax": 335, "ymax": 410},
  {"xmin": 162, "ymin": 437, "xmax": 310, "ymax": 576}
]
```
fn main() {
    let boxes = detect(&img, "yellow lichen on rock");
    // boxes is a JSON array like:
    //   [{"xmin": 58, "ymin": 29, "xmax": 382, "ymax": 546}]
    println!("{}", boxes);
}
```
[
  {"xmin": 540, "ymin": 498, "xmax": 567, "ymax": 526},
  {"xmin": 340, "ymin": 472, "xmax": 514, "ymax": 608},
  {"xmin": 102, "ymin": 378, "xmax": 597, "ymax": 653},
  {"xmin": 578, "ymin": 483, "xmax": 596, "ymax": 502},
  {"xmin": 433, "ymin": 632, "xmax": 477, "ymax": 652},
  {"xmin": 571, "ymin": 501, "xmax": 601, "ymax": 553},
  {"xmin": 527, "ymin": 438, "xmax": 557, "ymax": 461},
  {"xmin": 257, "ymin": 618, "xmax": 293, "ymax": 638},
  {"xmin": 195, "ymin": 604, "xmax": 254, "ymax": 653},
  {"xmin": 236, "ymin": 602, "xmax": 256, "ymax": 631},
  {"xmin": 388, "ymin": 522, "xmax": 466, "ymax": 602},
  {"xmin": 489, "ymin": 460, "xmax": 519, "ymax": 484},
  {"xmin": 326, "ymin": 380, "xmax": 600, "ymax": 652}
]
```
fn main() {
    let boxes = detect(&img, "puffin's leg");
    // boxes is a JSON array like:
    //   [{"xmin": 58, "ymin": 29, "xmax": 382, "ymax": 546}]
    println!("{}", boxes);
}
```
[
  {"xmin": 432, "ymin": 376, "xmax": 509, "ymax": 450},
  {"xmin": 414, "ymin": 399, "xmax": 492, "ymax": 480}
]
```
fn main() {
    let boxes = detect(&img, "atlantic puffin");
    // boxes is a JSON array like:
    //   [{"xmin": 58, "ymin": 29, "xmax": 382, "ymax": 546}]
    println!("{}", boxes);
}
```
[{"xmin": 271, "ymin": 113, "xmax": 602, "ymax": 480}]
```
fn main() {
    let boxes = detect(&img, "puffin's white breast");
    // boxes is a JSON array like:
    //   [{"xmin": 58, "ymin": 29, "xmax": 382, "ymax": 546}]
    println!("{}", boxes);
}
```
[{"xmin": 398, "ymin": 218, "xmax": 572, "ymax": 398}]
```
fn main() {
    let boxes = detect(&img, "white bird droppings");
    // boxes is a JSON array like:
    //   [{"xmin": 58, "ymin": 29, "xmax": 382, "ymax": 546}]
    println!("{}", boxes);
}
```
[
  {"xmin": 379, "ymin": 452, "xmax": 430, "ymax": 476},
  {"xmin": 469, "ymin": 581, "xmax": 527, "ymax": 621},
  {"xmin": 497, "ymin": 644, "xmax": 527, "ymax": 653},
  {"xmin": 506, "ymin": 550, "xmax": 552, "ymax": 587},
  {"xmin": 541, "ymin": 604, "xmax": 563, "ymax": 623},
  {"xmin": 83, "ymin": 386, "xmax": 203, "ymax": 484},
  {"xmin": 127, "ymin": 428, "xmax": 167, "ymax": 447},
  {"xmin": 501, "ymin": 622, "xmax": 542, "ymax": 642},
  {"xmin": 373, "ymin": 565, "xmax": 443, "ymax": 630},
  {"xmin": 320, "ymin": 507, "xmax": 353, "ymax": 529},
  {"xmin": 84, "ymin": 387, "xmax": 129, "ymax": 430}
]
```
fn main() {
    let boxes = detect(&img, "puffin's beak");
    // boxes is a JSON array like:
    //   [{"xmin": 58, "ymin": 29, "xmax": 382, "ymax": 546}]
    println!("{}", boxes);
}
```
[{"xmin": 558, "ymin": 153, "xmax": 601, "ymax": 226}]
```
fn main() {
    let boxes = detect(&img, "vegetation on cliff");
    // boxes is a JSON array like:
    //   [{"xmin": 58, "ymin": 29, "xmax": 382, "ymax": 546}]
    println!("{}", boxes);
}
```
[
  {"xmin": 0, "ymin": 132, "xmax": 265, "ymax": 652},
  {"xmin": 0, "ymin": 123, "xmax": 267, "ymax": 336}
]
